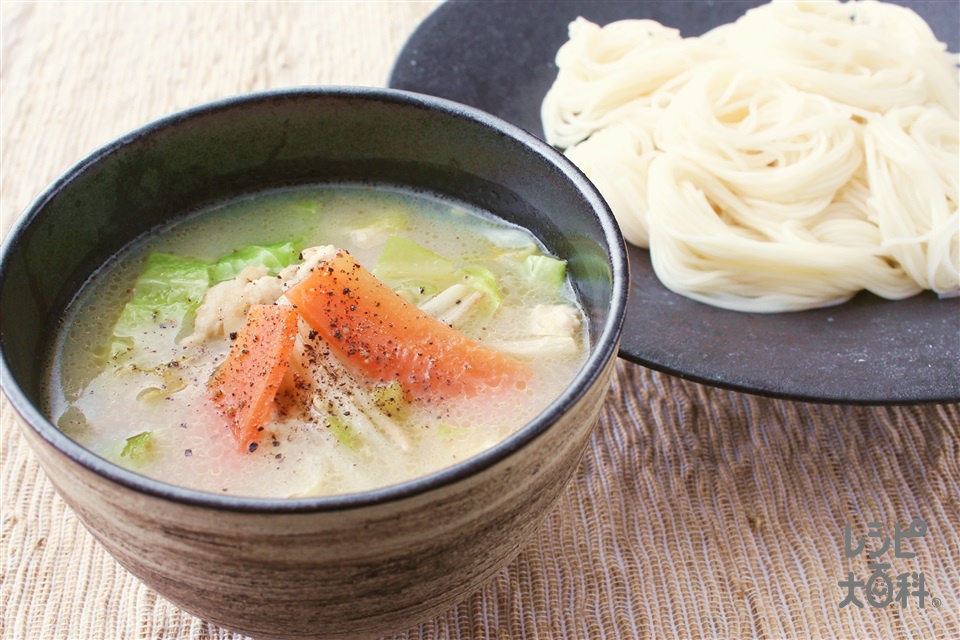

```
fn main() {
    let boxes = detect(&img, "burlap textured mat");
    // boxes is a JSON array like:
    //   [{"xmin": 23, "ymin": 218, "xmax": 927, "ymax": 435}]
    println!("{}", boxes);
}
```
[{"xmin": 2, "ymin": 3, "xmax": 958, "ymax": 638}]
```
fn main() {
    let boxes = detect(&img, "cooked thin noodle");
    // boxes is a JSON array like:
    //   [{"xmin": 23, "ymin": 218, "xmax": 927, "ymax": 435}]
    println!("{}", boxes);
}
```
[{"xmin": 542, "ymin": 0, "xmax": 959, "ymax": 312}]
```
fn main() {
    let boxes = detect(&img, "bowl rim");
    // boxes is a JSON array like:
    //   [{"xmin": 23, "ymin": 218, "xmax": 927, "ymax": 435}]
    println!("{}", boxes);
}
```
[{"xmin": 0, "ymin": 86, "xmax": 628, "ymax": 513}]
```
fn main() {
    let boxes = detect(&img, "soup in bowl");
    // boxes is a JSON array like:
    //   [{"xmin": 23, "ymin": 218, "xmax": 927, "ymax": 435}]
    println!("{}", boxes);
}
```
[{"xmin": 0, "ymin": 88, "xmax": 627, "ymax": 639}]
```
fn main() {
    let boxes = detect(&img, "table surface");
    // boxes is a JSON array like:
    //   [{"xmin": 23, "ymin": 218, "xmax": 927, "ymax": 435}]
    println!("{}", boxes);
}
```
[{"xmin": 2, "ymin": 3, "xmax": 958, "ymax": 639}]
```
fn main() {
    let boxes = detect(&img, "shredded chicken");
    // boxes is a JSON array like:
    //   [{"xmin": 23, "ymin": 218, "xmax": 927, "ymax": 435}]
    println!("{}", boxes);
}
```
[
  {"xmin": 530, "ymin": 304, "xmax": 582, "ymax": 337},
  {"xmin": 185, "ymin": 266, "xmax": 284, "ymax": 344},
  {"xmin": 278, "ymin": 245, "xmax": 337, "ymax": 291},
  {"xmin": 483, "ymin": 304, "xmax": 582, "ymax": 359}
]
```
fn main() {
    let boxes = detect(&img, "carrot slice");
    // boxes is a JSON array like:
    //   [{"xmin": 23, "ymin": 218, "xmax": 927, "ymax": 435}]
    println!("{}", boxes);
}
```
[
  {"xmin": 286, "ymin": 249, "xmax": 530, "ymax": 400},
  {"xmin": 208, "ymin": 304, "xmax": 299, "ymax": 451}
]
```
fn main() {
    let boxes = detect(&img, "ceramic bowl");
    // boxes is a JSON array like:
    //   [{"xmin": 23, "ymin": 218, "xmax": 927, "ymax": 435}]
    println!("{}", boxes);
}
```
[{"xmin": 0, "ymin": 87, "xmax": 627, "ymax": 639}]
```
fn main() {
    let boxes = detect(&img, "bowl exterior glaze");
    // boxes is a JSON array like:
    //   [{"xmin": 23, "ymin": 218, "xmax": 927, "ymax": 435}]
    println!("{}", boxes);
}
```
[{"xmin": 0, "ymin": 88, "xmax": 627, "ymax": 638}]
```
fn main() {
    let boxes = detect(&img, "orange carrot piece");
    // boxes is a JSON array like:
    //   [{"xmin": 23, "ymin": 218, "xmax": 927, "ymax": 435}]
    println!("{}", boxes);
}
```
[
  {"xmin": 208, "ymin": 304, "xmax": 299, "ymax": 451},
  {"xmin": 286, "ymin": 249, "xmax": 530, "ymax": 400}
]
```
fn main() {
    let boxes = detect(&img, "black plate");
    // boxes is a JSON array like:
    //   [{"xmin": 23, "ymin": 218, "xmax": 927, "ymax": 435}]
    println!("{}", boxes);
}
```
[{"xmin": 389, "ymin": 0, "xmax": 960, "ymax": 405}]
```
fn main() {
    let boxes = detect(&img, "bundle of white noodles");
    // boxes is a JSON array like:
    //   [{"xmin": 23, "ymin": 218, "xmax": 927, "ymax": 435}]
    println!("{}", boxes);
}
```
[{"xmin": 541, "ymin": 0, "xmax": 959, "ymax": 312}]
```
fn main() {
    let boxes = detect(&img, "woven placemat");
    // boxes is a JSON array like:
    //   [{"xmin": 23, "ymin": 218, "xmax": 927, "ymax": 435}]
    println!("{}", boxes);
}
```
[{"xmin": 2, "ymin": 3, "xmax": 958, "ymax": 639}]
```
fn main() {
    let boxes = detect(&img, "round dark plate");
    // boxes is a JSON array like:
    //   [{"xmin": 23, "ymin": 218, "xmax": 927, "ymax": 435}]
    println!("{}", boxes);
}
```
[{"xmin": 389, "ymin": 0, "xmax": 960, "ymax": 405}]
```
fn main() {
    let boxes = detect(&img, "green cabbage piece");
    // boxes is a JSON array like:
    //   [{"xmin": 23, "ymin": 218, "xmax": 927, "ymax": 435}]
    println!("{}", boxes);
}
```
[
  {"xmin": 373, "ymin": 236, "xmax": 453, "ymax": 284},
  {"xmin": 120, "ymin": 431, "xmax": 155, "ymax": 464},
  {"xmin": 371, "ymin": 381, "xmax": 406, "ymax": 418},
  {"xmin": 346, "ymin": 210, "xmax": 409, "ymax": 248},
  {"xmin": 208, "ymin": 241, "xmax": 299, "ymax": 283},
  {"xmin": 524, "ymin": 254, "xmax": 567, "ymax": 287},
  {"xmin": 480, "ymin": 227, "xmax": 538, "ymax": 253},
  {"xmin": 56, "ymin": 407, "xmax": 89, "ymax": 438},
  {"xmin": 326, "ymin": 415, "xmax": 362, "ymax": 451},
  {"xmin": 455, "ymin": 265, "xmax": 502, "ymax": 318},
  {"xmin": 110, "ymin": 253, "xmax": 210, "ymax": 359}
]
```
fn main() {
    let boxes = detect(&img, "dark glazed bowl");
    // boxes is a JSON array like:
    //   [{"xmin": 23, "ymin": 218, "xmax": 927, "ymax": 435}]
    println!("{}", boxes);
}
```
[{"xmin": 0, "ymin": 88, "xmax": 628, "ymax": 639}]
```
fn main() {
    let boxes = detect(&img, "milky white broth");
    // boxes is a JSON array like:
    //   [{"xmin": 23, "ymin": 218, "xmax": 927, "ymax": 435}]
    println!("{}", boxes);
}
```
[{"xmin": 44, "ymin": 185, "xmax": 588, "ymax": 498}]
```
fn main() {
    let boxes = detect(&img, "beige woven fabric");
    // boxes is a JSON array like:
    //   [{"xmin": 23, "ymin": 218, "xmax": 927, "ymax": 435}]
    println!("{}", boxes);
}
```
[{"xmin": 1, "ymin": 2, "xmax": 958, "ymax": 639}]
